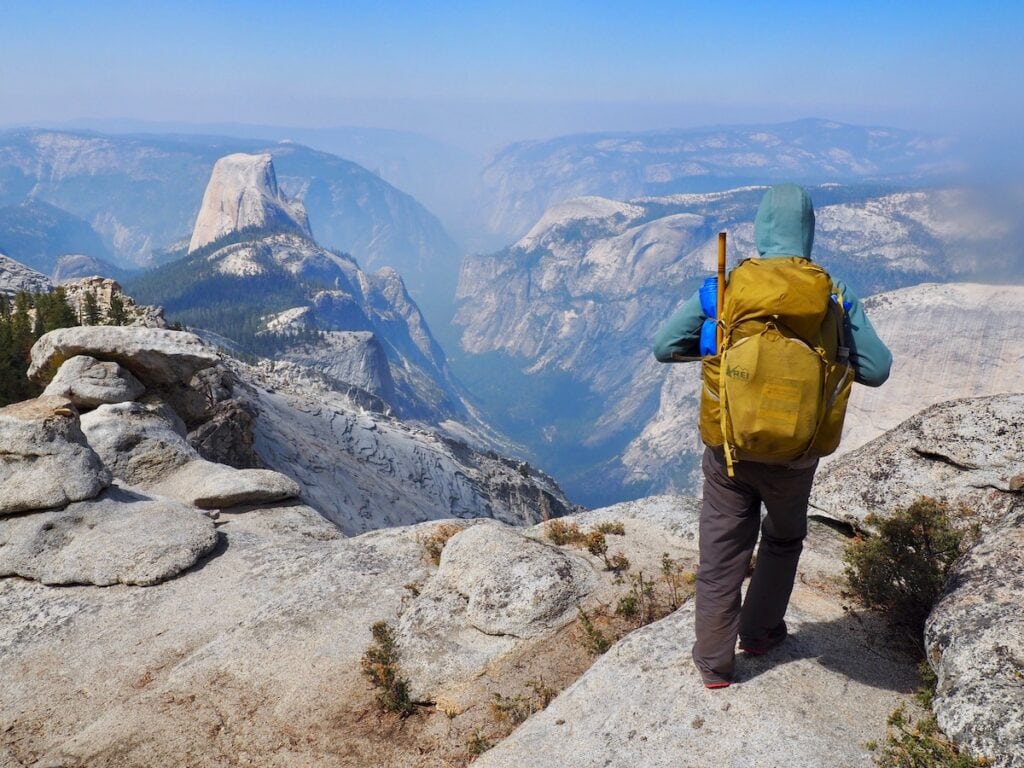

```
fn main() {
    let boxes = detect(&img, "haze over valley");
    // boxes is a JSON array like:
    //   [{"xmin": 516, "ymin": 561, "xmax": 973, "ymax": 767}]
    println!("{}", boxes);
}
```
[{"xmin": 1, "ymin": 3, "xmax": 1022, "ymax": 766}]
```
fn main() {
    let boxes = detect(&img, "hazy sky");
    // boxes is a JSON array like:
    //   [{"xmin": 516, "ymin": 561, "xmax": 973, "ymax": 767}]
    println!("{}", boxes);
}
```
[{"xmin": 2, "ymin": 0, "xmax": 1021, "ymax": 149}]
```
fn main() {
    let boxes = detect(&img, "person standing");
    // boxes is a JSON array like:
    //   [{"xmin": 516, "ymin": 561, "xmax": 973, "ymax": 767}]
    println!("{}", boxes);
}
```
[{"xmin": 652, "ymin": 184, "xmax": 892, "ymax": 688}]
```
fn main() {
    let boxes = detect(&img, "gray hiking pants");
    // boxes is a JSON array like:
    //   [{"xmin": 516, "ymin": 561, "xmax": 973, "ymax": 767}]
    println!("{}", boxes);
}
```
[{"xmin": 692, "ymin": 447, "xmax": 818, "ymax": 684}]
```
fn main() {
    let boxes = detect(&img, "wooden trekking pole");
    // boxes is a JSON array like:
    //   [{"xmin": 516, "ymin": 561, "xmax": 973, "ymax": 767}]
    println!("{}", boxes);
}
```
[{"xmin": 716, "ymin": 231, "xmax": 726, "ymax": 351}]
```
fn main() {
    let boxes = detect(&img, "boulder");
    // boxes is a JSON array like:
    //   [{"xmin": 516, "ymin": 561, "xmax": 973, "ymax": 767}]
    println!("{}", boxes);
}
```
[
  {"xmin": 28, "ymin": 326, "xmax": 219, "ymax": 387},
  {"xmin": 811, "ymin": 394, "xmax": 1024, "ymax": 529},
  {"xmin": 0, "ymin": 487, "xmax": 218, "ymax": 586},
  {"xmin": 0, "ymin": 396, "xmax": 110, "ymax": 516},
  {"xmin": 398, "ymin": 522, "xmax": 597, "ymax": 700},
  {"xmin": 42, "ymin": 354, "xmax": 145, "ymax": 408},
  {"xmin": 80, "ymin": 400, "xmax": 299, "ymax": 509},
  {"xmin": 148, "ymin": 461, "xmax": 301, "ymax": 510},
  {"xmin": 925, "ymin": 507, "xmax": 1024, "ymax": 768}
]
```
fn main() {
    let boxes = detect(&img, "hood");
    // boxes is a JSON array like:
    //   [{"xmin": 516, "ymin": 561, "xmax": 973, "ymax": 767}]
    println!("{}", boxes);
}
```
[{"xmin": 754, "ymin": 184, "xmax": 815, "ymax": 259}]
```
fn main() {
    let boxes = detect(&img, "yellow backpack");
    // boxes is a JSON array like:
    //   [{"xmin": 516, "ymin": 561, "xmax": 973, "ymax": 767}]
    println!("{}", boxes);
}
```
[{"xmin": 699, "ymin": 257, "xmax": 854, "ymax": 476}]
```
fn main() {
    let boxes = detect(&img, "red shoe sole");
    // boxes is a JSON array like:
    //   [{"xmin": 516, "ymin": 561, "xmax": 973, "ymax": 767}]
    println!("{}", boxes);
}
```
[{"xmin": 704, "ymin": 681, "xmax": 731, "ymax": 689}]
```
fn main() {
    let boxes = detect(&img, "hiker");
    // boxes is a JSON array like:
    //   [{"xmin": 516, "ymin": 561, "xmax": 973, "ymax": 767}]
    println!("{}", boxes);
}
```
[{"xmin": 652, "ymin": 184, "xmax": 892, "ymax": 689}]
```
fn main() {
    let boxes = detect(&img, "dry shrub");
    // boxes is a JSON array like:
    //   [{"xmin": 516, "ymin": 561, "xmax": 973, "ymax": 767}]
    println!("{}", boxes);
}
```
[{"xmin": 418, "ymin": 523, "xmax": 463, "ymax": 566}]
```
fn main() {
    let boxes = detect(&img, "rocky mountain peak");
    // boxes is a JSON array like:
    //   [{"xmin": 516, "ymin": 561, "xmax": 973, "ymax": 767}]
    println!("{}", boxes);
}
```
[{"xmin": 187, "ymin": 153, "xmax": 311, "ymax": 253}]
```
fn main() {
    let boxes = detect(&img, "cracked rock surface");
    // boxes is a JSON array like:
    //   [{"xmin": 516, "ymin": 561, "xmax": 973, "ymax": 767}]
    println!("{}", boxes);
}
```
[{"xmin": 811, "ymin": 393, "xmax": 1024, "ymax": 529}]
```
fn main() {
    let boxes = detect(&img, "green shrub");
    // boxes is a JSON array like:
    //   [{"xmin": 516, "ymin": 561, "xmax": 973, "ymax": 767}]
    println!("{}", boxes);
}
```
[
  {"xmin": 868, "ymin": 705, "xmax": 991, "ymax": 767},
  {"xmin": 360, "ymin": 621, "xmax": 414, "ymax": 716},
  {"xmin": 576, "ymin": 608, "xmax": 611, "ymax": 655},
  {"xmin": 843, "ymin": 498, "xmax": 970, "ymax": 641}
]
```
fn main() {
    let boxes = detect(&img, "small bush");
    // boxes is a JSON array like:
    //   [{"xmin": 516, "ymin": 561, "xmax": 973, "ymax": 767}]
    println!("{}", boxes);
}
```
[
  {"xmin": 466, "ymin": 730, "xmax": 493, "ymax": 756},
  {"xmin": 594, "ymin": 521, "xmax": 626, "ymax": 536},
  {"xmin": 360, "ymin": 621, "xmax": 414, "ymax": 716},
  {"xmin": 418, "ymin": 523, "xmax": 462, "ymax": 566},
  {"xmin": 608, "ymin": 552, "xmax": 631, "ymax": 574},
  {"xmin": 661, "ymin": 553, "xmax": 696, "ymax": 612},
  {"xmin": 489, "ymin": 678, "xmax": 556, "ymax": 726},
  {"xmin": 577, "ymin": 608, "xmax": 611, "ymax": 655},
  {"xmin": 546, "ymin": 519, "xmax": 585, "ymax": 546},
  {"xmin": 843, "ymin": 498, "xmax": 970, "ymax": 641},
  {"xmin": 868, "ymin": 705, "xmax": 991, "ymax": 767}
]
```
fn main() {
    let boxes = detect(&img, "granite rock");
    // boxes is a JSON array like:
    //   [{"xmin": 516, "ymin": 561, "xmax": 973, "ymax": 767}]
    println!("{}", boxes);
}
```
[
  {"xmin": 0, "ymin": 395, "xmax": 110, "ymax": 516},
  {"xmin": 0, "ymin": 487, "xmax": 217, "ymax": 586},
  {"xmin": 42, "ymin": 354, "xmax": 145, "ymax": 409},
  {"xmin": 80, "ymin": 400, "xmax": 299, "ymax": 509},
  {"xmin": 397, "ymin": 522, "xmax": 597, "ymax": 700},
  {"xmin": 925, "ymin": 507, "xmax": 1024, "ymax": 768},
  {"xmin": 28, "ymin": 326, "xmax": 219, "ymax": 387},
  {"xmin": 811, "ymin": 394, "xmax": 1024, "ymax": 530}
]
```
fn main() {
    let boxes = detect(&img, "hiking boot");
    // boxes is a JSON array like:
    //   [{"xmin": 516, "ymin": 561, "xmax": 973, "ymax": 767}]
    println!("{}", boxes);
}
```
[
  {"xmin": 703, "ymin": 678, "xmax": 731, "ymax": 690},
  {"xmin": 738, "ymin": 621, "xmax": 788, "ymax": 656}
]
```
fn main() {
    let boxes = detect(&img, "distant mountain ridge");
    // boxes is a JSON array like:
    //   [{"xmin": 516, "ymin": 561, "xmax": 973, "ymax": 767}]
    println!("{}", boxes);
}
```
[
  {"xmin": 480, "ymin": 119, "xmax": 960, "ymax": 239},
  {"xmin": 0, "ymin": 129, "xmax": 461, "ymax": 312},
  {"xmin": 128, "ymin": 153, "xmax": 469, "ymax": 426}
]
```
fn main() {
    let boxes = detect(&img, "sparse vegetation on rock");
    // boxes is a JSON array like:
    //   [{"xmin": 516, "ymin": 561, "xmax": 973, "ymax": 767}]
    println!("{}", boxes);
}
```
[
  {"xmin": 868, "ymin": 704, "xmax": 991, "ymax": 768},
  {"xmin": 361, "ymin": 620, "xmax": 415, "ymax": 717},
  {"xmin": 417, "ymin": 522, "xmax": 464, "ymax": 565},
  {"xmin": 843, "ymin": 497, "xmax": 974, "ymax": 642}
]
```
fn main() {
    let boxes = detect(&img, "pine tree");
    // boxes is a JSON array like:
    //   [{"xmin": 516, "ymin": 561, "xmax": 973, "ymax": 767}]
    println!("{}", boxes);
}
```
[
  {"xmin": 108, "ymin": 295, "xmax": 127, "ymax": 326},
  {"xmin": 82, "ymin": 291, "xmax": 102, "ymax": 325}
]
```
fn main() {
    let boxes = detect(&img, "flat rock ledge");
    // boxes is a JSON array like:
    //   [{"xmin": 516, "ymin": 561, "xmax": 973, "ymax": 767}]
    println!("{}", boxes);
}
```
[
  {"xmin": 0, "ymin": 488, "xmax": 218, "ymax": 586},
  {"xmin": 476, "ymin": 601, "xmax": 918, "ymax": 768},
  {"xmin": 398, "ymin": 522, "xmax": 597, "ymax": 701},
  {"xmin": 0, "ymin": 395, "xmax": 111, "ymax": 516},
  {"xmin": 149, "ymin": 461, "xmax": 301, "ymax": 510},
  {"xmin": 28, "ymin": 326, "xmax": 220, "ymax": 387},
  {"xmin": 925, "ymin": 506, "xmax": 1024, "ymax": 768},
  {"xmin": 42, "ymin": 354, "xmax": 145, "ymax": 409}
]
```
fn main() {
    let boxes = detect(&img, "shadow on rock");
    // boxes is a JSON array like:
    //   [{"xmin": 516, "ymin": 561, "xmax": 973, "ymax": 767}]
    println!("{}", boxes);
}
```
[{"xmin": 738, "ymin": 610, "xmax": 920, "ymax": 693}]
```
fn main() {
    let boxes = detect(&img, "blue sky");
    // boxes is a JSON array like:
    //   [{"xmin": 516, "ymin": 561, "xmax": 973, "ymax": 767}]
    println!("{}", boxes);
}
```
[{"xmin": 1, "ymin": 0, "xmax": 1020, "ymax": 146}]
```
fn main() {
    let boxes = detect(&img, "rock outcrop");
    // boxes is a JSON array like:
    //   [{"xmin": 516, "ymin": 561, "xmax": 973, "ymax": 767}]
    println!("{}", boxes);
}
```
[
  {"xmin": 28, "ymin": 326, "xmax": 219, "ymax": 387},
  {"xmin": 0, "ymin": 488, "xmax": 217, "ymax": 586},
  {"xmin": 42, "ymin": 355, "xmax": 145, "ymax": 409},
  {"xmin": 80, "ymin": 400, "xmax": 300, "ymax": 510},
  {"xmin": 187, "ymin": 152, "xmax": 311, "ymax": 253},
  {"xmin": 398, "ymin": 522, "xmax": 596, "ymax": 700},
  {"xmin": 811, "ymin": 393, "xmax": 1024, "ymax": 530},
  {"xmin": 0, "ymin": 492, "xmax": 925, "ymax": 767},
  {"xmin": 59, "ymin": 275, "xmax": 166, "ymax": 328},
  {"xmin": 0, "ymin": 396, "xmax": 110, "ymax": 516},
  {"xmin": 925, "ymin": 507, "xmax": 1024, "ymax": 767}
]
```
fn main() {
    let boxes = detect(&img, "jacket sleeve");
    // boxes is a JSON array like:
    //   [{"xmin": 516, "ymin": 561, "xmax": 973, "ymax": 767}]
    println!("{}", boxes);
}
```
[
  {"xmin": 837, "ymin": 281, "xmax": 892, "ymax": 387},
  {"xmin": 653, "ymin": 291, "xmax": 704, "ymax": 362}
]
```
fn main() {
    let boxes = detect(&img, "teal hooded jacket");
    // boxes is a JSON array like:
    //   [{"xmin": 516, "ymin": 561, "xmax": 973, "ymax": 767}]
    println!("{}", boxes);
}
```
[{"xmin": 652, "ymin": 184, "xmax": 892, "ymax": 387}]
